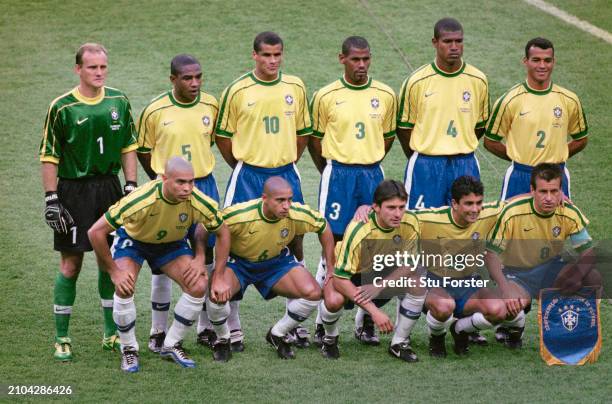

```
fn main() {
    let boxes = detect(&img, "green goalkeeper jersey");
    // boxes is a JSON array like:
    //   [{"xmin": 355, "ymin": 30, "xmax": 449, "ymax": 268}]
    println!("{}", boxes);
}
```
[{"xmin": 39, "ymin": 86, "xmax": 138, "ymax": 179}]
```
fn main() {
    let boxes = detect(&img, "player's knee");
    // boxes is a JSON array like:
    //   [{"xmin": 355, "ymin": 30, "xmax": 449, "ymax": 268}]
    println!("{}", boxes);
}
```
[
  {"xmin": 59, "ymin": 256, "xmax": 83, "ymax": 279},
  {"xmin": 429, "ymin": 299, "xmax": 455, "ymax": 320},
  {"xmin": 483, "ymin": 300, "xmax": 507, "ymax": 323},
  {"xmin": 583, "ymin": 269, "xmax": 602, "ymax": 289},
  {"xmin": 301, "ymin": 283, "xmax": 322, "ymax": 301},
  {"xmin": 186, "ymin": 278, "xmax": 207, "ymax": 298},
  {"xmin": 324, "ymin": 293, "xmax": 345, "ymax": 312}
]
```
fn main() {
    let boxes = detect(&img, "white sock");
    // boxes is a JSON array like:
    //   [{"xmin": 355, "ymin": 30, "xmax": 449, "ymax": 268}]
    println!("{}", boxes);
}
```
[
  {"xmin": 207, "ymin": 298, "xmax": 230, "ymax": 340},
  {"xmin": 273, "ymin": 299, "xmax": 318, "ymax": 337},
  {"xmin": 319, "ymin": 301, "xmax": 342, "ymax": 337},
  {"xmin": 227, "ymin": 300, "xmax": 241, "ymax": 332},
  {"xmin": 355, "ymin": 307, "xmax": 366, "ymax": 329},
  {"xmin": 503, "ymin": 310, "xmax": 526, "ymax": 328},
  {"xmin": 113, "ymin": 294, "xmax": 138, "ymax": 352},
  {"xmin": 314, "ymin": 258, "xmax": 327, "ymax": 326},
  {"xmin": 150, "ymin": 274, "xmax": 172, "ymax": 334},
  {"xmin": 456, "ymin": 312, "xmax": 493, "ymax": 334},
  {"xmin": 391, "ymin": 293, "xmax": 425, "ymax": 345},
  {"xmin": 163, "ymin": 293, "xmax": 204, "ymax": 347},
  {"xmin": 426, "ymin": 311, "xmax": 452, "ymax": 336}
]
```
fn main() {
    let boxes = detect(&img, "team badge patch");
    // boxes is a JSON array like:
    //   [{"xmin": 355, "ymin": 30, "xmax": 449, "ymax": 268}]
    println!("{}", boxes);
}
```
[
  {"xmin": 110, "ymin": 109, "xmax": 119, "ymax": 121},
  {"xmin": 552, "ymin": 226, "xmax": 561, "ymax": 238},
  {"xmin": 202, "ymin": 116, "xmax": 211, "ymax": 126},
  {"xmin": 179, "ymin": 213, "xmax": 188, "ymax": 223},
  {"xmin": 393, "ymin": 235, "xmax": 402, "ymax": 244},
  {"xmin": 471, "ymin": 232, "xmax": 480, "ymax": 240},
  {"xmin": 462, "ymin": 91, "xmax": 471, "ymax": 102},
  {"xmin": 371, "ymin": 98, "xmax": 380, "ymax": 109},
  {"xmin": 280, "ymin": 228, "xmax": 289, "ymax": 238},
  {"xmin": 553, "ymin": 106, "xmax": 562, "ymax": 118},
  {"xmin": 285, "ymin": 95, "xmax": 294, "ymax": 105},
  {"xmin": 539, "ymin": 287, "xmax": 601, "ymax": 365}
]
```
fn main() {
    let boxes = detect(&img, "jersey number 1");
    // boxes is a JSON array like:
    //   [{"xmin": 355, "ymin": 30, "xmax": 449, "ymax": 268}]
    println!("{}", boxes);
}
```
[{"xmin": 97, "ymin": 137, "xmax": 104, "ymax": 154}]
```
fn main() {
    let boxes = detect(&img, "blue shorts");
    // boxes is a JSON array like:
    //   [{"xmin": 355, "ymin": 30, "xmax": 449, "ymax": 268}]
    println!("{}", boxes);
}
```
[
  {"xmin": 426, "ymin": 272, "xmax": 481, "ymax": 317},
  {"xmin": 404, "ymin": 152, "xmax": 480, "ymax": 209},
  {"xmin": 504, "ymin": 256, "xmax": 566, "ymax": 298},
  {"xmin": 187, "ymin": 174, "xmax": 220, "ymax": 248},
  {"xmin": 318, "ymin": 160, "xmax": 384, "ymax": 236},
  {"xmin": 501, "ymin": 161, "xmax": 571, "ymax": 200},
  {"xmin": 111, "ymin": 227, "xmax": 193, "ymax": 275},
  {"xmin": 227, "ymin": 248, "xmax": 300, "ymax": 300},
  {"xmin": 223, "ymin": 162, "xmax": 303, "ymax": 207}
]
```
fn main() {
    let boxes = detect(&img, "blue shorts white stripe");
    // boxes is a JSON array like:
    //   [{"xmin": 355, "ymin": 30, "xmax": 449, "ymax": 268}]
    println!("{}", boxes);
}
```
[
  {"xmin": 426, "ymin": 272, "xmax": 482, "ymax": 317},
  {"xmin": 503, "ymin": 256, "xmax": 566, "ymax": 298}
]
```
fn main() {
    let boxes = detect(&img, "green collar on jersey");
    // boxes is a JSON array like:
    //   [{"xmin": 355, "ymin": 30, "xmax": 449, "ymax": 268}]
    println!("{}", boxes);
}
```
[
  {"xmin": 157, "ymin": 183, "xmax": 181, "ymax": 205},
  {"xmin": 530, "ymin": 198, "xmax": 555, "ymax": 218},
  {"xmin": 523, "ymin": 80, "xmax": 553, "ymax": 95},
  {"xmin": 371, "ymin": 211, "xmax": 394, "ymax": 233},
  {"xmin": 431, "ymin": 60, "xmax": 465, "ymax": 77},
  {"xmin": 340, "ymin": 76, "xmax": 372, "ymax": 90},
  {"xmin": 169, "ymin": 90, "xmax": 201, "ymax": 108},
  {"xmin": 258, "ymin": 201, "xmax": 281, "ymax": 223},
  {"xmin": 250, "ymin": 71, "xmax": 282, "ymax": 86}
]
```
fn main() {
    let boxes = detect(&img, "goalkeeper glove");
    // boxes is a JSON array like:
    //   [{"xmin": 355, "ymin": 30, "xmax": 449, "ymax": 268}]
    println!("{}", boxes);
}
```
[
  {"xmin": 123, "ymin": 181, "xmax": 137, "ymax": 195},
  {"xmin": 44, "ymin": 192, "xmax": 74, "ymax": 234}
]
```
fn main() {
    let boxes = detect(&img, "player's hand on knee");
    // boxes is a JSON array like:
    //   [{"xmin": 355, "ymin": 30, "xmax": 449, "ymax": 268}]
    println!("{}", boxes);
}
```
[
  {"xmin": 211, "ymin": 278, "xmax": 231, "ymax": 303},
  {"xmin": 504, "ymin": 298, "xmax": 522, "ymax": 318},
  {"xmin": 183, "ymin": 260, "xmax": 201, "ymax": 289},
  {"xmin": 371, "ymin": 311, "xmax": 393, "ymax": 334},
  {"xmin": 44, "ymin": 192, "xmax": 74, "ymax": 234},
  {"xmin": 112, "ymin": 270, "xmax": 135, "ymax": 296},
  {"xmin": 554, "ymin": 272, "xmax": 582, "ymax": 295}
]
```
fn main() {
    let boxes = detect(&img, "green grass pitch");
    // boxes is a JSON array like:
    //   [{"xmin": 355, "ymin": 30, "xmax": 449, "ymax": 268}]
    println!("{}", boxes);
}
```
[{"xmin": 1, "ymin": 0, "xmax": 610, "ymax": 402}]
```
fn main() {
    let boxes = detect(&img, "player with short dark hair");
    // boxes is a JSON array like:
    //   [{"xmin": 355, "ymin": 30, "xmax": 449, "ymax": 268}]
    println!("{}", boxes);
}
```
[
  {"xmin": 39, "ymin": 43, "xmax": 138, "ymax": 361},
  {"xmin": 484, "ymin": 37, "xmax": 588, "ymax": 200},
  {"xmin": 206, "ymin": 177, "xmax": 335, "ymax": 361},
  {"xmin": 319, "ymin": 180, "xmax": 425, "ymax": 362},
  {"xmin": 136, "ymin": 54, "xmax": 222, "ymax": 353},
  {"xmin": 215, "ymin": 31, "xmax": 313, "ymax": 348},
  {"xmin": 88, "ymin": 157, "xmax": 230, "ymax": 372},
  {"xmin": 397, "ymin": 18, "xmax": 489, "ymax": 209},
  {"xmin": 309, "ymin": 36, "xmax": 397, "ymax": 346},
  {"xmin": 486, "ymin": 163, "xmax": 599, "ymax": 348}
]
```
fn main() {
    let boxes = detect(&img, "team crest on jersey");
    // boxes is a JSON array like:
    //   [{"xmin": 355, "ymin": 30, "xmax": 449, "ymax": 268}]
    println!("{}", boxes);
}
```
[
  {"xmin": 471, "ymin": 232, "xmax": 480, "ymax": 240},
  {"xmin": 462, "ymin": 91, "xmax": 471, "ymax": 102},
  {"xmin": 202, "ymin": 116, "xmax": 211, "ymax": 126},
  {"xmin": 285, "ymin": 95, "xmax": 294, "ymax": 105},
  {"xmin": 553, "ymin": 106, "xmax": 562, "ymax": 118},
  {"xmin": 560, "ymin": 305, "xmax": 579, "ymax": 332},
  {"xmin": 393, "ymin": 235, "xmax": 402, "ymax": 244},
  {"xmin": 552, "ymin": 226, "xmax": 561, "ymax": 237},
  {"xmin": 280, "ymin": 228, "xmax": 290, "ymax": 238},
  {"xmin": 371, "ymin": 98, "xmax": 380, "ymax": 109},
  {"xmin": 110, "ymin": 109, "xmax": 119, "ymax": 121},
  {"xmin": 179, "ymin": 213, "xmax": 188, "ymax": 223}
]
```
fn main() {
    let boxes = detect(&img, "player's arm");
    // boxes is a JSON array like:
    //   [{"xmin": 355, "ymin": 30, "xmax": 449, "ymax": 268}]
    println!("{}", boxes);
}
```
[
  {"xmin": 87, "ymin": 216, "xmax": 135, "ymax": 296},
  {"xmin": 121, "ymin": 150, "xmax": 138, "ymax": 194},
  {"xmin": 307, "ymin": 136, "xmax": 326, "ymax": 173},
  {"xmin": 384, "ymin": 137, "xmax": 395, "ymax": 156},
  {"xmin": 483, "ymin": 137, "xmax": 510, "ymax": 161},
  {"xmin": 568, "ymin": 137, "xmax": 588, "ymax": 158},
  {"xmin": 41, "ymin": 162, "xmax": 74, "ymax": 234},
  {"xmin": 475, "ymin": 127, "xmax": 485, "ymax": 140},
  {"xmin": 136, "ymin": 152, "xmax": 157, "ymax": 180},
  {"xmin": 209, "ymin": 223, "xmax": 232, "ymax": 302},
  {"xmin": 183, "ymin": 224, "xmax": 208, "ymax": 288},
  {"xmin": 296, "ymin": 134, "xmax": 308, "ymax": 162},
  {"xmin": 484, "ymin": 250, "xmax": 522, "ymax": 317},
  {"xmin": 396, "ymin": 127, "xmax": 414, "ymax": 159},
  {"xmin": 215, "ymin": 136, "xmax": 237, "ymax": 169},
  {"xmin": 318, "ymin": 223, "xmax": 336, "ymax": 282}
]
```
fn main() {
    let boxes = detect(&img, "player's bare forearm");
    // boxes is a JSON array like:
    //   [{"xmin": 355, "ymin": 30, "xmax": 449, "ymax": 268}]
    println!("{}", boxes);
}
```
[
  {"xmin": 485, "ymin": 250, "xmax": 511, "ymax": 292},
  {"xmin": 483, "ymin": 138, "xmax": 510, "ymax": 161},
  {"xmin": 383, "ymin": 137, "xmax": 394, "ymax": 157},
  {"xmin": 121, "ymin": 151, "xmax": 137, "ymax": 183},
  {"xmin": 475, "ymin": 127, "xmax": 485, "ymax": 140},
  {"xmin": 318, "ymin": 225, "xmax": 336, "ymax": 276},
  {"xmin": 215, "ymin": 136, "xmax": 237, "ymax": 168},
  {"xmin": 192, "ymin": 224, "xmax": 207, "ymax": 264},
  {"xmin": 568, "ymin": 137, "xmax": 588, "ymax": 158},
  {"xmin": 296, "ymin": 135, "xmax": 308, "ymax": 162},
  {"xmin": 212, "ymin": 224, "xmax": 230, "ymax": 275},
  {"xmin": 396, "ymin": 127, "xmax": 414, "ymax": 159},
  {"xmin": 41, "ymin": 162, "xmax": 58, "ymax": 192},
  {"xmin": 307, "ymin": 136, "xmax": 326, "ymax": 173},
  {"xmin": 137, "ymin": 152, "xmax": 157, "ymax": 180},
  {"xmin": 87, "ymin": 217, "xmax": 120, "ymax": 274},
  {"xmin": 334, "ymin": 276, "xmax": 387, "ymax": 317}
]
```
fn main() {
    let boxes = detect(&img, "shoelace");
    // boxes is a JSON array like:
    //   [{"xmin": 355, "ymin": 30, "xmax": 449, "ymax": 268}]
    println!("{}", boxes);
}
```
[
  {"xmin": 397, "ymin": 342, "xmax": 410, "ymax": 350},
  {"xmin": 124, "ymin": 350, "xmax": 137, "ymax": 365}
]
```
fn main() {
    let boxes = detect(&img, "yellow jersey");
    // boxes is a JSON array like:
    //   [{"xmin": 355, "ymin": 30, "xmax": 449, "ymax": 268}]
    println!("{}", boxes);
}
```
[
  {"xmin": 104, "ymin": 180, "xmax": 223, "ymax": 243},
  {"xmin": 485, "ymin": 82, "xmax": 588, "ymax": 165},
  {"xmin": 487, "ymin": 196, "xmax": 591, "ymax": 268},
  {"xmin": 334, "ymin": 211, "xmax": 420, "ymax": 279},
  {"xmin": 310, "ymin": 77, "xmax": 396, "ymax": 164},
  {"xmin": 216, "ymin": 71, "xmax": 312, "ymax": 168},
  {"xmin": 415, "ymin": 201, "xmax": 502, "ymax": 278},
  {"xmin": 137, "ymin": 90, "xmax": 218, "ymax": 178},
  {"xmin": 222, "ymin": 198, "xmax": 326, "ymax": 262},
  {"xmin": 397, "ymin": 61, "xmax": 489, "ymax": 155}
]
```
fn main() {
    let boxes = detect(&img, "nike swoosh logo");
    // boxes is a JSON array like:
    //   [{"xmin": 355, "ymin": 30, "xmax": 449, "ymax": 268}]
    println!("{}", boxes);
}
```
[
  {"xmin": 163, "ymin": 121, "xmax": 174, "ymax": 126},
  {"xmin": 248, "ymin": 230, "xmax": 258, "ymax": 235},
  {"xmin": 247, "ymin": 101, "xmax": 257, "ymax": 107},
  {"xmin": 77, "ymin": 117, "xmax": 89, "ymax": 125},
  {"xmin": 519, "ymin": 111, "xmax": 530, "ymax": 116},
  {"xmin": 436, "ymin": 236, "xmax": 446, "ymax": 239},
  {"xmin": 425, "ymin": 92, "xmax": 435, "ymax": 98},
  {"xmin": 335, "ymin": 100, "xmax": 346, "ymax": 105},
  {"xmin": 523, "ymin": 228, "xmax": 534, "ymax": 232},
  {"xmin": 55, "ymin": 307, "xmax": 70, "ymax": 312},
  {"xmin": 149, "ymin": 213, "xmax": 160, "ymax": 217}
]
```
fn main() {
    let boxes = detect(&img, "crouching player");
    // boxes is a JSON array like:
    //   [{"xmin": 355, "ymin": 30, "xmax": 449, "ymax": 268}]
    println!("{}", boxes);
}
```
[
  {"xmin": 486, "ymin": 163, "xmax": 600, "ymax": 348},
  {"xmin": 417, "ymin": 176, "xmax": 510, "ymax": 357},
  {"xmin": 88, "ymin": 157, "xmax": 230, "ymax": 372},
  {"xmin": 206, "ymin": 177, "xmax": 335, "ymax": 361},
  {"xmin": 319, "ymin": 180, "xmax": 425, "ymax": 362}
]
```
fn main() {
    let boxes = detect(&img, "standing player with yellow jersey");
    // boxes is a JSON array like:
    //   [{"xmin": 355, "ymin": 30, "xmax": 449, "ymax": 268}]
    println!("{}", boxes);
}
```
[
  {"xmin": 206, "ymin": 177, "xmax": 335, "ymax": 361},
  {"xmin": 136, "ymin": 54, "xmax": 222, "ymax": 353},
  {"xmin": 485, "ymin": 163, "xmax": 599, "ymax": 349},
  {"xmin": 397, "ymin": 18, "xmax": 489, "ymax": 209},
  {"xmin": 484, "ymin": 38, "xmax": 588, "ymax": 200},
  {"xmin": 88, "ymin": 157, "xmax": 230, "ymax": 372},
  {"xmin": 215, "ymin": 31, "xmax": 313, "ymax": 348},
  {"xmin": 309, "ymin": 36, "xmax": 397, "ymax": 345}
]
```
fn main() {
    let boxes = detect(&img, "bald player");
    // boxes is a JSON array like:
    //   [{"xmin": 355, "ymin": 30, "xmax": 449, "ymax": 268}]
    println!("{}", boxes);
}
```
[
  {"xmin": 88, "ymin": 157, "xmax": 230, "ymax": 372},
  {"xmin": 206, "ymin": 177, "xmax": 335, "ymax": 361}
]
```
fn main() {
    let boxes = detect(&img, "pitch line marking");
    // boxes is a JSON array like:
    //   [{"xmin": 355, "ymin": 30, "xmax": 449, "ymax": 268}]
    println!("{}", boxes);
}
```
[{"xmin": 524, "ymin": 0, "xmax": 612, "ymax": 44}]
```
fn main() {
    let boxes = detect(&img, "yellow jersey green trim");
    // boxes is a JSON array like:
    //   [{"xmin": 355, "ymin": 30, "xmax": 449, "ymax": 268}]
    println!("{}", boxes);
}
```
[
  {"xmin": 431, "ymin": 61, "xmax": 465, "ymax": 78},
  {"xmin": 169, "ymin": 90, "xmax": 200, "ymax": 108},
  {"xmin": 340, "ymin": 76, "xmax": 372, "ymax": 91},
  {"xmin": 522, "ymin": 81, "xmax": 552, "ymax": 95},
  {"xmin": 258, "ymin": 201, "xmax": 280, "ymax": 223},
  {"xmin": 249, "ymin": 71, "xmax": 282, "ymax": 86}
]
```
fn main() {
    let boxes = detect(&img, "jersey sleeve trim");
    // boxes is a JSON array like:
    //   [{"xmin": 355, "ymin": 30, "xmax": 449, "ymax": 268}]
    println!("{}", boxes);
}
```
[
  {"xmin": 397, "ymin": 122, "xmax": 415, "ymax": 129},
  {"xmin": 484, "ymin": 132, "xmax": 503, "ymax": 141},
  {"xmin": 215, "ymin": 128, "xmax": 233, "ymax": 138},
  {"xmin": 570, "ymin": 129, "xmax": 588, "ymax": 140},
  {"xmin": 333, "ymin": 268, "xmax": 353, "ymax": 279},
  {"xmin": 40, "ymin": 156, "xmax": 60, "ymax": 164},
  {"xmin": 137, "ymin": 147, "xmax": 151, "ymax": 153},
  {"xmin": 104, "ymin": 211, "xmax": 119, "ymax": 229},
  {"xmin": 122, "ymin": 144, "xmax": 138, "ymax": 153},
  {"xmin": 311, "ymin": 130, "xmax": 324, "ymax": 138},
  {"xmin": 297, "ymin": 126, "xmax": 313, "ymax": 136},
  {"xmin": 383, "ymin": 130, "xmax": 396, "ymax": 138}
]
